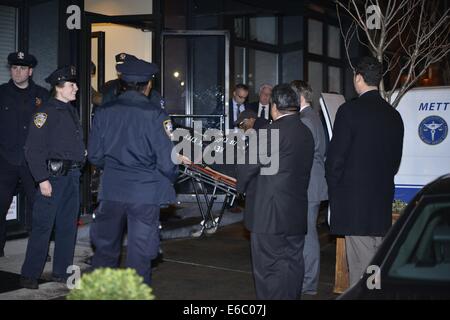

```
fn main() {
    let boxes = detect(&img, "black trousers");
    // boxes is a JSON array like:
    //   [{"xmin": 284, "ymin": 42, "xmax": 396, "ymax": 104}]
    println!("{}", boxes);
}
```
[
  {"xmin": 91, "ymin": 200, "xmax": 160, "ymax": 285},
  {"xmin": 21, "ymin": 170, "xmax": 80, "ymax": 279},
  {"xmin": 251, "ymin": 232, "xmax": 305, "ymax": 300},
  {"xmin": 0, "ymin": 156, "xmax": 36, "ymax": 253}
]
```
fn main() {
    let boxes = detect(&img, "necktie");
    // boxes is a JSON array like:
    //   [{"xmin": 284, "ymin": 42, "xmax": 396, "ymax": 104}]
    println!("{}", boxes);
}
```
[
  {"xmin": 261, "ymin": 106, "xmax": 266, "ymax": 118},
  {"xmin": 236, "ymin": 104, "xmax": 242, "ymax": 120}
]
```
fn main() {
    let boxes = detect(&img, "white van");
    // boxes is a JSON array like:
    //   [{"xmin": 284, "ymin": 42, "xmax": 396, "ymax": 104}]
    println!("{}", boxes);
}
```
[{"xmin": 320, "ymin": 86, "xmax": 450, "ymax": 203}]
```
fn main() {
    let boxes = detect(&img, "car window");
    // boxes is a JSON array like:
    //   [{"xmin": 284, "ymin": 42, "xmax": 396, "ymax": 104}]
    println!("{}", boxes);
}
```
[{"xmin": 388, "ymin": 196, "xmax": 450, "ymax": 282}]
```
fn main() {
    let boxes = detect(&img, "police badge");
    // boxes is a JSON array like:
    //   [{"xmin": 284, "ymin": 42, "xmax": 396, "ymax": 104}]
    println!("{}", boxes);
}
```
[
  {"xmin": 163, "ymin": 119, "xmax": 173, "ymax": 137},
  {"xmin": 34, "ymin": 113, "xmax": 47, "ymax": 128}
]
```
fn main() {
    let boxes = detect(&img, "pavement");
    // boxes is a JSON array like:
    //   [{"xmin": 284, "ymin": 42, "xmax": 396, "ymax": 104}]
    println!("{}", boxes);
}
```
[{"xmin": 0, "ymin": 198, "xmax": 339, "ymax": 300}]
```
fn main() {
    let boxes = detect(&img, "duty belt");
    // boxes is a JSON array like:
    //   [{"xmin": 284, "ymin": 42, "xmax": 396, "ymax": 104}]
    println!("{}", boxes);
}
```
[{"xmin": 47, "ymin": 159, "xmax": 83, "ymax": 176}]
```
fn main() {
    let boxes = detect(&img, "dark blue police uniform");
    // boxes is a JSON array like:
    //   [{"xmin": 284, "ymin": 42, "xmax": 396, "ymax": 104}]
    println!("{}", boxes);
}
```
[
  {"xmin": 100, "ymin": 52, "xmax": 167, "ymax": 109},
  {"xmin": 88, "ymin": 58, "xmax": 177, "ymax": 285},
  {"xmin": 0, "ymin": 52, "xmax": 49, "ymax": 256},
  {"xmin": 20, "ymin": 66, "xmax": 85, "ymax": 288}
]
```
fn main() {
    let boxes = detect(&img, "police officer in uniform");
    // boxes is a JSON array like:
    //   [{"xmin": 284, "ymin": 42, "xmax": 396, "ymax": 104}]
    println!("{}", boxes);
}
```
[
  {"xmin": 100, "ymin": 52, "xmax": 166, "ymax": 109},
  {"xmin": 88, "ymin": 58, "xmax": 178, "ymax": 285},
  {"xmin": 20, "ymin": 66, "xmax": 85, "ymax": 289},
  {"xmin": 91, "ymin": 53, "xmax": 170, "ymax": 267},
  {"xmin": 0, "ymin": 52, "xmax": 49, "ymax": 257}
]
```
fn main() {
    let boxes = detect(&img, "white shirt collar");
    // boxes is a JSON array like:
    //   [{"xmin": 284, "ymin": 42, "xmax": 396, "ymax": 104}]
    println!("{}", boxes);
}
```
[
  {"xmin": 275, "ymin": 113, "xmax": 297, "ymax": 121},
  {"xmin": 300, "ymin": 104, "xmax": 310, "ymax": 112}
]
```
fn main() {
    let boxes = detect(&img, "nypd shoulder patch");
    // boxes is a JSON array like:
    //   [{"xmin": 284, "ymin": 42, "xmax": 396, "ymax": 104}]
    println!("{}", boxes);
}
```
[
  {"xmin": 34, "ymin": 113, "xmax": 48, "ymax": 128},
  {"xmin": 163, "ymin": 119, "xmax": 173, "ymax": 137}
]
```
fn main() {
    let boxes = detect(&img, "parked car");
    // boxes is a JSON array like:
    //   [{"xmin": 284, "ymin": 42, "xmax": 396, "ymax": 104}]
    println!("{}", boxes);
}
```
[{"xmin": 339, "ymin": 174, "xmax": 450, "ymax": 299}]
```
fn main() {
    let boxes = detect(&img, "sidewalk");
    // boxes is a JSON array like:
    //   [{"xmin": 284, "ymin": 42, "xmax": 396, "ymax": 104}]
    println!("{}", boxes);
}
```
[{"xmin": 0, "ymin": 202, "xmax": 339, "ymax": 300}]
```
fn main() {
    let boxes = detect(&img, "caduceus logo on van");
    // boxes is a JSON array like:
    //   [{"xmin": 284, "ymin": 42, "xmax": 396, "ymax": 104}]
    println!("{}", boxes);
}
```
[{"xmin": 418, "ymin": 116, "xmax": 448, "ymax": 145}]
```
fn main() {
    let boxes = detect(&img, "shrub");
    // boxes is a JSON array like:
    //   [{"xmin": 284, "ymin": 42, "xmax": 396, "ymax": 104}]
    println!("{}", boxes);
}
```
[
  {"xmin": 392, "ymin": 200, "xmax": 408, "ymax": 214},
  {"xmin": 66, "ymin": 268, "xmax": 155, "ymax": 300}
]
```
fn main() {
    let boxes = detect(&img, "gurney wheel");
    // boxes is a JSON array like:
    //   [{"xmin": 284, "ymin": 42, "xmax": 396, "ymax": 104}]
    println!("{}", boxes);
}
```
[
  {"xmin": 191, "ymin": 228, "xmax": 204, "ymax": 238},
  {"xmin": 205, "ymin": 226, "xmax": 218, "ymax": 235}
]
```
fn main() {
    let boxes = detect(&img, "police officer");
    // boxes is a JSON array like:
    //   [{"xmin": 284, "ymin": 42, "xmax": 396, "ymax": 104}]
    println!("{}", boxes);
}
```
[
  {"xmin": 20, "ymin": 66, "xmax": 85, "ymax": 289},
  {"xmin": 0, "ymin": 52, "xmax": 49, "ymax": 257},
  {"xmin": 88, "ymin": 58, "xmax": 178, "ymax": 286},
  {"xmin": 100, "ymin": 52, "xmax": 166, "ymax": 109},
  {"xmin": 92, "ymin": 53, "xmax": 170, "ymax": 267}
]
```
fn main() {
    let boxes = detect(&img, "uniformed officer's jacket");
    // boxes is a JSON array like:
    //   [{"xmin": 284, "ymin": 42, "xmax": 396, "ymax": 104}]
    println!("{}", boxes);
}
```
[
  {"xmin": 88, "ymin": 90, "xmax": 178, "ymax": 205},
  {"xmin": 0, "ymin": 79, "xmax": 49, "ymax": 165},
  {"xmin": 24, "ymin": 98, "xmax": 86, "ymax": 183}
]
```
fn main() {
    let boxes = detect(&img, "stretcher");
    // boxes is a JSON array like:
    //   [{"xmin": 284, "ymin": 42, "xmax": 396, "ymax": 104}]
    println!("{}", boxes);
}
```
[{"xmin": 176, "ymin": 155, "xmax": 238, "ymax": 237}]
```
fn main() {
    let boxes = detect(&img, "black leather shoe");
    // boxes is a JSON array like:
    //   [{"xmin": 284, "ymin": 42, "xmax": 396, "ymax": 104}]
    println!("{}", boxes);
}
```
[
  {"xmin": 151, "ymin": 252, "xmax": 164, "ymax": 269},
  {"xmin": 20, "ymin": 276, "xmax": 39, "ymax": 289}
]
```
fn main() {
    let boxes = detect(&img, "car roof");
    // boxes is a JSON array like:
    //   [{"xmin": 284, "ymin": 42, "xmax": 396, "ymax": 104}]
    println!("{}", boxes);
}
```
[{"xmin": 419, "ymin": 173, "xmax": 450, "ymax": 196}]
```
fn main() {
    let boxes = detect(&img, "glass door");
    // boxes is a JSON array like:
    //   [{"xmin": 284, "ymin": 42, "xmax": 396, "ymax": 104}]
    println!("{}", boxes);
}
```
[{"xmin": 162, "ymin": 31, "xmax": 229, "ymax": 132}]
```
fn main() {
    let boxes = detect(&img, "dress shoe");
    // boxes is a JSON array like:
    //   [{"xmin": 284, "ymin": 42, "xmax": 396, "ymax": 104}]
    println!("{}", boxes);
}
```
[
  {"xmin": 20, "ymin": 276, "xmax": 39, "ymax": 289},
  {"xmin": 151, "ymin": 252, "xmax": 164, "ymax": 269}
]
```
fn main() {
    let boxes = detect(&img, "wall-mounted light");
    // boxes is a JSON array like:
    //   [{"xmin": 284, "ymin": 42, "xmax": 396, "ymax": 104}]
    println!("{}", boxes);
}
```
[
  {"xmin": 173, "ymin": 71, "xmax": 180, "ymax": 78},
  {"xmin": 180, "ymin": 81, "xmax": 185, "ymax": 86}
]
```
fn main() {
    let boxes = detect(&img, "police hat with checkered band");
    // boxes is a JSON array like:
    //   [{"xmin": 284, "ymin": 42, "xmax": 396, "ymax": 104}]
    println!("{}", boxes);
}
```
[
  {"xmin": 7, "ymin": 51, "xmax": 37, "ymax": 68},
  {"xmin": 45, "ymin": 66, "xmax": 77, "ymax": 86}
]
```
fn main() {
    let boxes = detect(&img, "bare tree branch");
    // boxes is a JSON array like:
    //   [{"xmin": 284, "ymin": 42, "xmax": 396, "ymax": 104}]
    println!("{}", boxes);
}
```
[{"xmin": 336, "ymin": 0, "xmax": 450, "ymax": 107}]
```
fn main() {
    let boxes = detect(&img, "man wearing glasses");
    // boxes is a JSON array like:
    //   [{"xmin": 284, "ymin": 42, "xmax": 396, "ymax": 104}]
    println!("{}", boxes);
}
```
[{"xmin": 228, "ymin": 83, "xmax": 249, "ymax": 130}]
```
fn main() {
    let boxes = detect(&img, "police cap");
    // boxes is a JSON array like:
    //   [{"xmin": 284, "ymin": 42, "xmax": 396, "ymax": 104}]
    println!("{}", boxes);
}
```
[
  {"xmin": 116, "ymin": 58, "xmax": 159, "ymax": 83},
  {"xmin": 115, "ymin": 52, "xmax": 138, "ymax": 65},
  {"xmin": 45, "ymin": 66, "xmax": 77, "ymax": 86},
  {"xmin": 7, "ymin": 51, "xmax": 37, "ymax": 68}
]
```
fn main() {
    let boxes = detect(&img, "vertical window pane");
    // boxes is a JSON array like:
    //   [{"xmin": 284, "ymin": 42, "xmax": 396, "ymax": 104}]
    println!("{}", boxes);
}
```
[
  {"xmin": 248, "ymin": 49, "xmax": 278, "ymax": 101},
  {"xmin": 29, "ymin": 0, "xmax": 58, "ymax": 88},
  {"xmin": 234, "ymin": 17, "xmax": 245, "ymax": 39},
  {"xmin": 282, "ymin": 50, "xmax": 303, "ymax": 84},
  {"xmin": 308, "ymin": 19, "xmax": 323, "ymax": 55},
  {"xmin": 328, "ymin": 25, "xmax": 341, "ymax": 59},
  {"xmin": 192, "ymin": 36, "xmax": 225, "ymax": 119},
  {"xmin": 249, "ymin": 17, "xmax": 277, "ymax": 45},
  {"xmin": 234, "ymin": 46, "xmax": 245, "ymax": 85},
  {"xmin": 283, "ymin": 16, "xmax": 303, "ymax": 45},
  {"xmin": 308, "ymin": 61, "xmax": 323, "ymax": 107},
  {"xmin": 328, "ymin": 66, "xmax": 342, "ymax": 94},
  {"xmin": 164, "ymin": 37, "xmax": 188, "ymax": 115},
  {"xmin": 0, "ymin": 6, "xmax": 17, "ymax": 84}
]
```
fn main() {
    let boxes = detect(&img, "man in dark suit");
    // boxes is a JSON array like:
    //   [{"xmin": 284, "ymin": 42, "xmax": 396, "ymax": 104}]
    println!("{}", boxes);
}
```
[
  {"xmin": 291, "ymin": 80, "xmax": 328, "ymax": 296},
  {"xmin": 325, "ymin": 57, "xmax": 404, "ymax": 286},
  {"xmin": 247, "ymin": 83, "xmax": 273, "ymax": 121},
  {"xmin": 228, "ymin": 83, "xmax": 249, "ymax": 130},
  {"xmin": 237, "ymin": 84, "xmax": 314, "ymax": 300}
]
